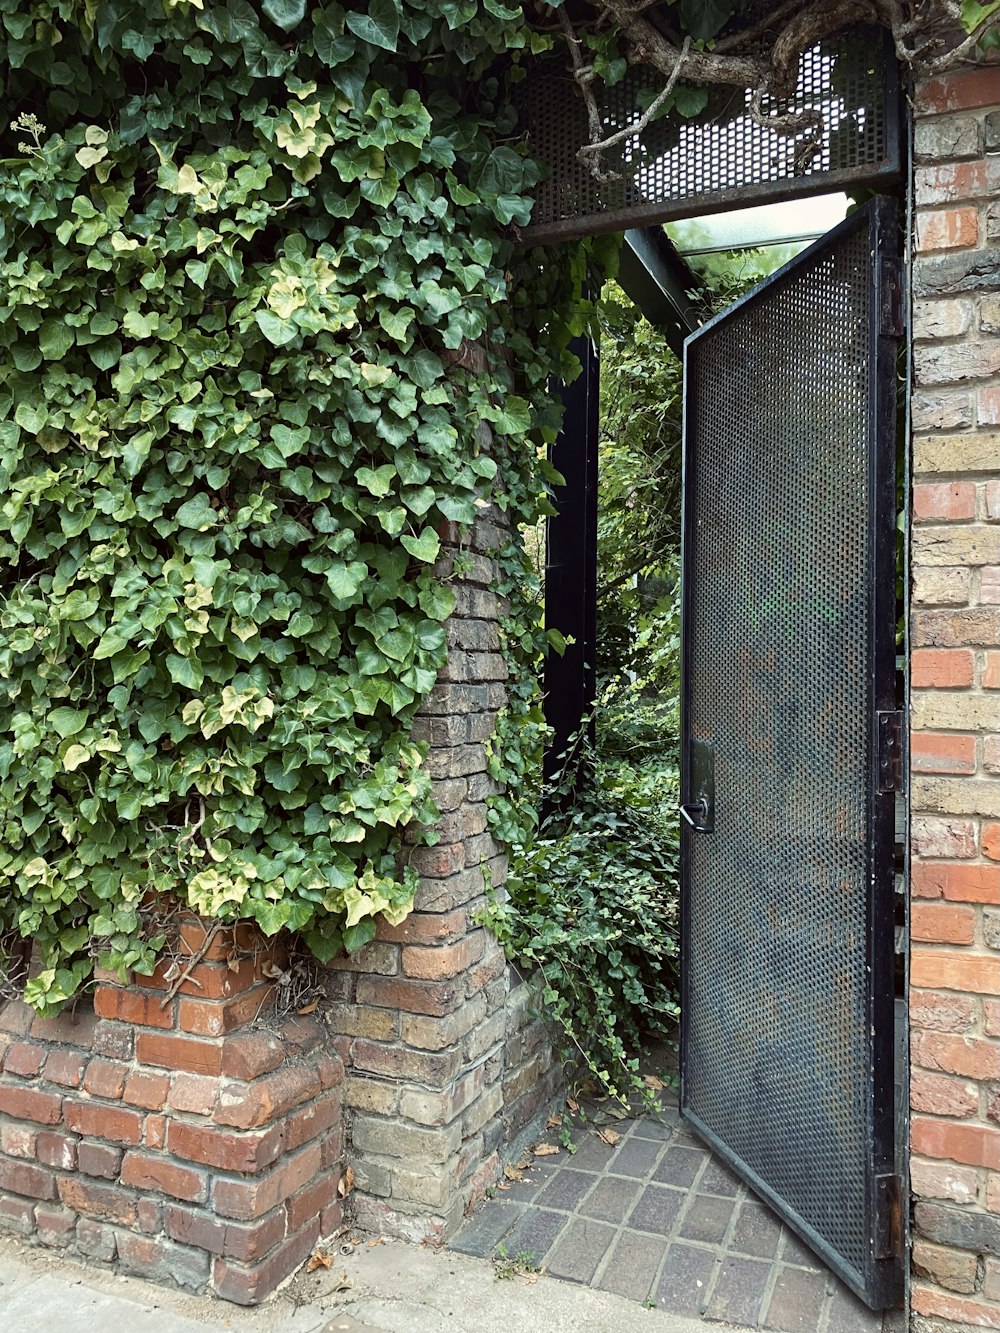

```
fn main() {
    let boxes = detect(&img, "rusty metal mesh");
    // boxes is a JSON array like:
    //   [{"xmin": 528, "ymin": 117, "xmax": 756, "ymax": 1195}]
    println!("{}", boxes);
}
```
[{"xmin": 518, "ymin": 28, "xmax": 895, "ymax": 239}]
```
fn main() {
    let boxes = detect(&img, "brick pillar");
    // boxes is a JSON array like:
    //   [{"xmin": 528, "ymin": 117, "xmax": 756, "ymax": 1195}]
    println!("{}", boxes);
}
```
[
  {"xmin": 909, "ymin": 63, "xmax": 1000, "ymax": 1330},
  {"xmin": 325, "ymin": 509, "xmax": 523, "ymax": 1240},
  {"xmin": 0, "ymin": 921, "xmax": 344, "ymax": 1304}
]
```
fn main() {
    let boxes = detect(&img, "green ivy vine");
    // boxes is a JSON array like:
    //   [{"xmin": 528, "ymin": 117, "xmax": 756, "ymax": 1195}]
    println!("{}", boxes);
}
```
[{"xmin": 0, "ymin": 0, "xmax": 603, "ymax": 1013}]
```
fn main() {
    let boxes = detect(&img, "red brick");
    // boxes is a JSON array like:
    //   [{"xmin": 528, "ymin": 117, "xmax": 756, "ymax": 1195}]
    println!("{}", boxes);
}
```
[
  {"xmin": 354, "ymin": 974, "xmax": 459, "ymax": 1016},
  {"xmin": 402, "ymin": 934, "xmax": 484, "ymax": 980},
  {"xmin": 77, "ymin": 1141, "xmax": 123, "ymax": 1179},
  {"xmin": 123, "ymin": 1071, "xmax": 170, "ymax": 1110},
  {"xmin": 913, "ymin": 1030, "xmax": 1000, "ymax": 1079},
  {"xmin": 120, "ymin": 1151, "xmax": 209, "ymax": 1203},
  {"xmin": 910, "ymin": 989, "xmax": 978, "ymax": 1033},
  {"xmin": 29, "ymin": 1008, "xmax": 98, "ymax": 1048},
  {"xmin": 916, "ymin": 68, "xmax": 1000, "ymax": 114},
  {"xmin": 211, "ymin": 1217, "xmax": 320, "ymax": 1305},
  {"xmin": 136, "ymin": 1032, "xmax": 223, "ymax": 1076},
  {"xmin": 145, "ymin": 1113, "xmax": 167, "ymax": 1149},
  {"xmin": 912, "ymin": 1115, "xmax": 1000, "ymax": 1169},
  {"xmin": 35, "ymin": 1131, "xmax": 77, "ymax": 1172},
  {"xmin": 83, "ymin": 1058, "xmax": 129, "ymax": 1100},
  {"xmin": 3, "ymin": 1042, "xmax": 45, "ymax": 1079},
  {"xmin": 284, "ymin": 1170, "xmax": 335, "ymax": 1232},
  {"xmin": 987, "ymin": 1001, "xmax": 1000, "ymax": 1037},
  {"xmin": 168, "ymin": 1073, "xmax": 220, "ymax": 1116},
  {"xmin": 214, "ymin": 1063, "xmax": 322, "ymax": 1131},
  {"xmin": 912, "ymin": 817, "xmax": 977, "ymax": 859},
  {"xmin": 94, "ymin": 984, "xmax": 175, "ymax": 1029},
  {"xmin": 982, "ymin": 387, "xmax": 1000, "ymax": 428},
  {"xmin": 177, "ymin": 985, "xmax": 275, "ymax": 1038},
  {"xmin": 913, "ymin": 649, "xmax": 976, "ymax": 689},
  {"xmin": 377, "ymin": 908, "xmax": 468, "ymax": 945},
  {"xmin": 0, "ymin": 1158, "xmax": 57, "ymax": 1201},
  {"xmin": 177, "ymin": 918, "xmax": 261, "ymax": 963},
  {"xmin": 165, "ymin": 1201, "xmax": 285, "ymax": 1262},
  {"xmin": 35, "ymin": 1204, "xmax": 77, "ymax": 1246},
  {"xmin": 211, "ymin": 1142, "xmax": 320, "ymax": 1221},
  {"xmin": 284, "ymin": 1097, "xmax": 339, "ymax": 1152},
  {"xmin": 911, "ymin": 901, "xmax": 977, "ymax": 944},
  {"xmin": 220, "ymin": 1032, "xmax": 285, "ymax": 1081},
  {"xmin": 44, "ymin": 1051, "xmax": 87, "ymax": 1088},
  {"xmin": 167, "ymin": 1119, "xmax": 284, "ymax": 1174},
  {"xmin": 987, "ymin": 654, "xmax": 1000, "ymax": 690},
  {"xmin": 0, "ymin": 1124, "xmax": 37, "ymax": 1158},
  {"xmin": 135, "ymin": 955, "xmax": 273, "ymax": 1001},
  {"xmin": 911, "ymin": 732, "xmax": 977, "ymax": 775},
  {"xmin": 914, "ymin": 482, "xmax": 978, "ymax": 523},
  {"xmin": 0, "ymin": 1085, "xmax": 63, "ymax": 1125},
  {"xmin": 987, "ymin": 823, "xmax": 1000, "ymax": 861},
  {"xmin": 912, "ymin": 861, "xmax": 1000, "ymax": 902},
  {"xmin": 916, "ymin": 208, "xmax": 979, "ymax": 253},
  {"xmin": 912, "ymin": 948, "xmax": 1000, "ymax": 994},
  {"xmin": 910, "ymin": 1156, "xmax": 979, "ymax": 1204},
  {"xmin": 63, "ymin": 1100, "xmax": 142, "ymax": 1145},
  {"xmin": 913, "ymin": 1283, "xmax": 1000, "ymax": 1328},
  {"xmin": 0, "ymin": 1192, "xmax": 36, "ymax": 1231},
  {"xmin": 59, "ymin": 1175, "xmax": 138, "ymax": 1225},
  {"xmin": 912, "ymin": 1239, "xmax": 978, "ymax": 1294}
]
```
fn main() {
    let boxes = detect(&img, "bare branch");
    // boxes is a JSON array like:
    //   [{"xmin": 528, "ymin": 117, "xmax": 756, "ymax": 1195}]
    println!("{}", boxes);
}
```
[{"xmin": 577, "ymin": 36, "xmax": 691, "ymax": 169}]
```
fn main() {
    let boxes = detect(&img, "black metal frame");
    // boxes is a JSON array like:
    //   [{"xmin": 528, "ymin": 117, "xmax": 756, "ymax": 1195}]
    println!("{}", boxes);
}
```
[
  {"xmin": 679, "ymin": 197, "xmax": 904, "ymax": 1309},
  {"xmin": 521, "ymin": 30, "xmax": 902, "ymax": 246},
  {"xmin": 542, "ymin": 334, "xmax": 600, "ymax": 799}
]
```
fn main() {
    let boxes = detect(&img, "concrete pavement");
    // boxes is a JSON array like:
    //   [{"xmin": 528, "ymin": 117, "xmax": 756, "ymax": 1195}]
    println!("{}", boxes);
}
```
[{"xmin": 0, "ymin": 1230, "xmax": 744, "ymax": 1333}]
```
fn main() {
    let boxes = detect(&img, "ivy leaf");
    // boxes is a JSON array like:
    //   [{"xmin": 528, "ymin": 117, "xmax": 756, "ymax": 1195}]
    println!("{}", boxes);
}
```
[
  {"xmin": 256, "ymin": 310, "xmax": 298, "ymax": 346},
  {"xmin": 677, "ymin": 0, "xmax": 737, "ymax": 40},
  {"xmin": 345, "ymin": 0, "xmax": 401, "ymax": 52},
  {"xmin": 39, "ymin": 319, "xmax": 74, "ymax": 361},
  {"xmin": 326, "ymin": 561, "xmax": 368, "ymax": 599},
  {"xmin": 401, "ymin": 528, "xmax": 440, "ymax": 564},
  {"xmin": 62, "ymin": 745, "xmax": 91, "ymax": 772},
  {"xmin": 175, "ymin": 495, "xmax": 218, "ymax": 531},
  {"xmin": 166, "ymin": 654, "xmax": 204, "ymax": 690},
  {"xmin": 49, "ymin": 708, "xmax": 89, "ymax": 739},
  {"xmin": 262, "ymin": 0, "xmax": 307, "ymax": 31}
]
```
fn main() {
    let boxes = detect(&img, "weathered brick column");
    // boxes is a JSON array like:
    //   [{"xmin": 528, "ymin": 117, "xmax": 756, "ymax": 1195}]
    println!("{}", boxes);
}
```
[
  {"xmin": 909, "ymin": 62, "xmax": 1000, "ymax": 1330},
  {"xmin": 323, "ymin": 507, "xmax": 541, "ymax": 1240},
  {"xmin": 0, "ymin": 922, "xmax": 343, "ymax": 1304}
]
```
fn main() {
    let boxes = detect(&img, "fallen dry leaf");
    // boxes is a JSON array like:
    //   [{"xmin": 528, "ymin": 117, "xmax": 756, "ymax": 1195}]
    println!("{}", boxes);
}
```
[
  {"xmin": 306, "ymin": 1249, "xmax": 333, "ymax": 1272},
  {"xmin": 643, "ymin": 1074, "xmax": 665, "ymax": 1090},
  {"xmin": 367, "ymin": 1237, "xmax": 385, "ymax": 1247},
  {"xmin": 532, "ymin": 1143, "xmax": 560, "ymax": 1157},
  {"xmin": 503, "ymin": 1164, "xmax": 524, "ymax": 1182},
  {"xmin": 565, "ymin": 1097, "xmax": 579, "ymax": 1114},
  {"xmin": 516, "ymin": 1157, "xmax": 533, "ymax": 1171},
  {"xmin": 545, "ymin": 1114, "xmax": 561, "ymax": 1130},
  {"xmin": 337, "ymin": 1166, "xmax": 356, "ymax": 1199},
  {"xmin": 297, "ymin": 999, "xmax": 320, "ymax": 1015},
  {"xmin": 331, "ymin": 1272, "xmax": 353, "ymax": 1293},
  {"xmin": 596, "ymin": 1128, "xmax": 621, "ymax": 1146}
]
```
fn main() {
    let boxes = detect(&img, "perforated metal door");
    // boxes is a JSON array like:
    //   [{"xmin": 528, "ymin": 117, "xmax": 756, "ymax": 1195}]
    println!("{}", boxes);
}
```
[{"xmin": 680, "ymin": 198, "xmax": 903, "ymax": 1310}]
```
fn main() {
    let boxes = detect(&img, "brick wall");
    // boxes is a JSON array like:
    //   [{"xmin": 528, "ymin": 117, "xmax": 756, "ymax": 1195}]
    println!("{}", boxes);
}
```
[
  {"xmin": 323, "ymin": 507, "xmax": 560, "ymax": 1240},
  {"xmin": 909, "ymin": 62, "xmax": 1000, "ymax": 1332},
  {"xmin": 0, "ymin": 922, "xmax": 343, "ymax": 1304}
]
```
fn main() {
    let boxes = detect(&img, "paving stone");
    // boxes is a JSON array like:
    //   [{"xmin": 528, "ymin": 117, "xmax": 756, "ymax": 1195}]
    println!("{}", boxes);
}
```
[
  {"xmin": 679, "ymin": 1194, "xmax": 735, "ymax": 1244},
  {"xmin": 450, "ymin": 1201, "xmax": 522, "ymax": 1257},
  {"xmin": 498, "ymin": 1207, "xmax": 569, "ymax": 1268},
  {"xmin": 705, "ymin": 1255, "xmax": 771, "ymax": 1326},
  {"xmin": 607, "ymin": 1135, "xmax": 664, "ymax": 1179},
  {"xmin": 653, "ymin": 1145, "xmax": 706, "ymax": 1189},
  {"xmin": 544, "ymin": 1218, "xmax": 617, "ymax": 1284},
  {"xmin": 627, "ymin": 1184, "xmax": 687, "ymax": 1235},
  {"xmin": 825, "ymin": 1282, "xmax": 884, "ymax": 1333},
  {"xmin": 763, "ymin": 1265, "xmax": 828, "ymax": 1332},
  {"xmin": 597, "ymin": 1230, "xmax": 667, "ymax": 1302},
  {"xmin": 564, "ymin": 1132, "xmax": 619, "ymax": 1172},
  {"xmin": 778, "ymin": 1229, "xmax": 823, "ymax": 1271},
  {"xmin": 631, "ymin": 1111, "xmax": 678, "ymax": 1140},
  {"xmin": 731, "ymin": 1198, "xmax": 783, "ymax": 1259},
  {"xmin": 494, "ymin": 1172, "xmax": 544, "ymax": 1203},
  {"xmin": 655, "ymin": 1243, "xmax": 717, "ymax": 1318},
  {"xmin": 699, "ymin": 1157, "xmax": 742, "ymax": 1197},
  {"xmin": 577, "ymin": 1175, "xmax": 641, "ymax": 1224},
  {"xmin": 533, "ymin": 1168, "xmax": 598, "ymax": 1213}
]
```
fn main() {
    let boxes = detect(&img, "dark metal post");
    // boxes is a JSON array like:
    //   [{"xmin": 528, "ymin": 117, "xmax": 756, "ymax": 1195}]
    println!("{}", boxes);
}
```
[{"xmin": 543, "ymin": 334, "xmax": 600, "ymax": 798}]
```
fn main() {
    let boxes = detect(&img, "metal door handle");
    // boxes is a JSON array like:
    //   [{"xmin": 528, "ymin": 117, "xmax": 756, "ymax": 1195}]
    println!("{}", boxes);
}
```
[{"xmin": 680, "ymin": 799, "xmax": 709, "ymax": 828}]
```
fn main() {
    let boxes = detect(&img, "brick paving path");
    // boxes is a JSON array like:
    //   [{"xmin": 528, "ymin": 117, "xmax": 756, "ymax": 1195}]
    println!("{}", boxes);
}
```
[{"xmin": 452, "ymin": 1101, "xmax": 883, "ymax": 1332}]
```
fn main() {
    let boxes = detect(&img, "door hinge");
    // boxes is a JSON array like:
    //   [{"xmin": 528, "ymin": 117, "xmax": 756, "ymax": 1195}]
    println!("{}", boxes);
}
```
[
  {"xmin": 877, "ymin": 710, "xmax": 904, "ymax": 793},
  {"xmin": 874, "ymin": 1173, "xmax": 904, "ymax": 1259},
  {"xmin": 879, "ymin": 257, "xmax": 905, "ymax": 338}
]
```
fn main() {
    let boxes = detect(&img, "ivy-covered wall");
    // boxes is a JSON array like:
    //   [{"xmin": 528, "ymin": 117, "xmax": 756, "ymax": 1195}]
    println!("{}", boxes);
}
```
[{"xmin": 0, "ymin": 0, "xmax": 588, "ymax": 1013}]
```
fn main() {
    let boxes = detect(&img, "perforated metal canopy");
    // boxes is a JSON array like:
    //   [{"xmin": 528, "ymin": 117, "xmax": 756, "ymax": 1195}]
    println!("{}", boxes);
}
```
[{"xmin": 518, "ymin": 27, "xmax": 900, "ymax": 243}]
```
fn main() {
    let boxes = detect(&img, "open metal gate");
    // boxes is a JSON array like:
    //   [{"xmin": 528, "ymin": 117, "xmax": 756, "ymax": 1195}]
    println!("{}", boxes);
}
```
[{"xmin": 680, "ymin": 198, "xmax": 904, "ymax": 1309}]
